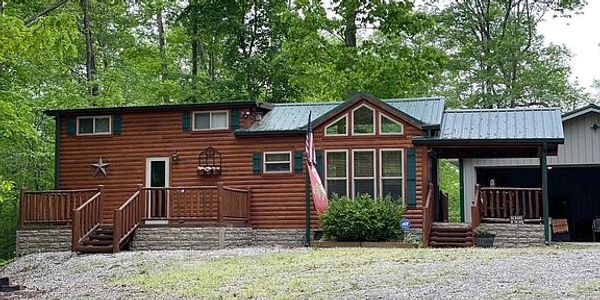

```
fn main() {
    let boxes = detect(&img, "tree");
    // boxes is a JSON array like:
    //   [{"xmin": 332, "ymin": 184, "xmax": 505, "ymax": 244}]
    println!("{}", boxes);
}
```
[{"xmin": 434, "ymin": 0, "xmax": 587, "ymax": 108}]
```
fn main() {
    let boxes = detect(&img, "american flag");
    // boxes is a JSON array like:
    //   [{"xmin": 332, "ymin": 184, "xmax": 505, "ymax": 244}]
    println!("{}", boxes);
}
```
[{"xmin": 305, "ymin": 111, "xmax": 328, "ymax": 213}]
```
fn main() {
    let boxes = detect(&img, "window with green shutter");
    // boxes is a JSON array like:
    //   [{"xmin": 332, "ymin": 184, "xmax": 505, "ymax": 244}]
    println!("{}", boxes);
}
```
[
  {"xmin": 182, "ymin": 111, "xmax": 191, "ymax": 132},
  {"xmin": 293, "ymin": 151, "xmax": 304, "ymax": 174},
  {"xmin": 252, "ymin": 152, "xmax": 262, "ymax": 175},
  {"xmin": 66, "ymin": 117, "xmax": 76, "ymax": 136},
  {"xmin": 113, "ymin": 114, "xmax": 122, "ymax": 135},
  {"xmin": 231, "ymin": 109, "xmax": 240, "ymax": 129}
]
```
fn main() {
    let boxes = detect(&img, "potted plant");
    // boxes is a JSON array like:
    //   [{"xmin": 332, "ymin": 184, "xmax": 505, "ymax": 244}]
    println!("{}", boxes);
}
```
[{"xmin": 474, "ymin": 224, "xmax": 495, "ymax": 248}]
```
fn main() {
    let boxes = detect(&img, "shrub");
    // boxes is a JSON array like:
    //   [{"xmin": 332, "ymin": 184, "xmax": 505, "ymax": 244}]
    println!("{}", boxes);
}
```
[
  {"xmin": 320, "ymin": 194, "xmax": 404, "ymax": 242},
  {"xmin": 474, "ymin": 224, "xmax": 494, "ymax": 237}
]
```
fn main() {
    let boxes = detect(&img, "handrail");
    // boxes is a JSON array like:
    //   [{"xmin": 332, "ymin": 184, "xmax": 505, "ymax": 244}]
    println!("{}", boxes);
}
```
[
  {"xmin": 113, "ymin": 185, "xmax": 144, "ymax": 252},
  {"xmin": 480, "ymin": 187, "xmax": 542, "ymax": 191},
  {"xmin": 422, "ymin": 183, "xmax": 435, "ymax": 247},
  {"xmin": 471, "ymin": 184, "xmax": 481, "ymax": 228},
  {"xmin": 477, "ymin": 186, "xmax": 542, "ymax": 222},
  {"xmin": 71, "ymin": 185, "xmax": 104, "ymax": 251},
  {"xmin": 19, "ymin": 187, "xmax": 99, "ymax": 227}
]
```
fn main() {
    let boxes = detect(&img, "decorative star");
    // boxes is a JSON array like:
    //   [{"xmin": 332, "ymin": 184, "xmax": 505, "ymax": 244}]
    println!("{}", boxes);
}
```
[{"xmin": 91, "ymin": 157, "xmax": 110, "ymax": 176}]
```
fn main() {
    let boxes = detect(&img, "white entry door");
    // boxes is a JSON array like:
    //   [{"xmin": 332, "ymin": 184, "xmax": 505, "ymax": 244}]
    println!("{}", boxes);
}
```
[{"xmin": 145, "ymin": 157, "xmax": 170, "ymax": 223}]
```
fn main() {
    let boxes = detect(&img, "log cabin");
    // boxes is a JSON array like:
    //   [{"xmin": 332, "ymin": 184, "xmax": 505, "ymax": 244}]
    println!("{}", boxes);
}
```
[{"xmin": 16, "ymin": 93, "xmax": 565, "ymax": 254}]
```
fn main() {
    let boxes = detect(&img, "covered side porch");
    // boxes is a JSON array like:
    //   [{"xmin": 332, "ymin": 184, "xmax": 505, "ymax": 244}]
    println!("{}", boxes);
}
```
[
  {"xmin": 415, "ymin": 108, "xmax": 564, "ymax": 247},
  {"xmin": 18, "ymin": 183, "xmax": 252, "ymax": 253}
]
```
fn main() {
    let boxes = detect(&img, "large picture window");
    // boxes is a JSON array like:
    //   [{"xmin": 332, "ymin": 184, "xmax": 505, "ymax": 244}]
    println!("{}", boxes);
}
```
[
  {"xmin": 352, "ymin": 105, "xmax": 375, "ymax": 135},
  {"xmin": 325, "ymin": 151, "xmax": 348, "ymax": 198},
  {"xmin": 380, "ymin": 149, "xmax": 404, "ymax": 201},
  {"xmin": 77, "ymin": 116, "xmax": 111, "ymax": 135},
  {"xmin": 353, "ymin": 150, "xmax": 375, "ymax": 197},
  {"xmin": 193, "ymin": 111, "xmax": 228, "ymax": 130}
]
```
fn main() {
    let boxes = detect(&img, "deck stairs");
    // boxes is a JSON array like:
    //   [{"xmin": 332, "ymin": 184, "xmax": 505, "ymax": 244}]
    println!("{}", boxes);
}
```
[
  {"xmin": 429, "ymin": 222, "xmax": 474, "ymax": 248},
  {"xmin": 76, "ymin": 224, "xmax": 130, "ymax": 253}
]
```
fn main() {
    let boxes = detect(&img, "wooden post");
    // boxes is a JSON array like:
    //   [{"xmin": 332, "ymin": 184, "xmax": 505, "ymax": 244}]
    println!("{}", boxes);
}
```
[
  {"xmin": 97, "ymin": 185, "xmax": 104, "ymax": 224},
  {"xmin": 19, "ymin": 187, "xmax": 26, "ymax": 229},
  {"xmin": 72, "ymin": 210, "xmax": 80, "ymax": 252},
  {"xmin": 541, "ymin": 142, "xmax": 550, "ymax": 245},
  {"xmin": 246, "ymin": 187, "xmax": 252, "ymax": 225},
  {"xmin": 113, "ymin": 209, "xmax": 122, "ymax": 253},
  {"xmin": 458, "ymin": 159, "xmax": 465, "ymax": 222},
  {"xmin": 137, "ymin": 184, "xmax": 144, "ymax": 221},
  {"xmin": 217, "ymin": 182, "xmax": 224, "ymax": 224}
]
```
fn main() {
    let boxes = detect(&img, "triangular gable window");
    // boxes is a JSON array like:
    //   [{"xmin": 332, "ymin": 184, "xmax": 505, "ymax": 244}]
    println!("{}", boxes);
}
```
[
  {"xmin": 352, "ymin": 105, "xmax": 375, "ymax": 135},
  {"xmin": 325, "ymin": 115, "xmax": 348, "ymax": 136},
  {"xmin": 380, "ymin": 113, "xmax": 404, "ymax": 135}
]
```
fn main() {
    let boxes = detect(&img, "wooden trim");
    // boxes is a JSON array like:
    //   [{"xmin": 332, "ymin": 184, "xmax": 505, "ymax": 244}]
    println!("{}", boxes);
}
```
[{"xmin": 191, "ymin": 110, "xmax": 229, "ymax": 131}]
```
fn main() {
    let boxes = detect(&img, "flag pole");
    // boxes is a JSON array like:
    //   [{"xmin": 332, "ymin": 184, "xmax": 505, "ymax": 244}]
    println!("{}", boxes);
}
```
[{"xmin": 304, "ymin": 112, "xmax": 312, "ymax": 247}]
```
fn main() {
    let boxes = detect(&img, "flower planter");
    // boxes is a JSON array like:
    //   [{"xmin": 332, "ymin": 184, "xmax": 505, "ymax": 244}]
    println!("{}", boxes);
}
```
[{"xmin": 474, "ymin": 235, "xmax": 496, "ymax": 248}]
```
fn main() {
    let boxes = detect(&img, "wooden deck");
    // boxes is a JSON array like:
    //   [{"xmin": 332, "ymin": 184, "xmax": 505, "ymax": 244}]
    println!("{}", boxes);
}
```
[{"xmin": 19, "ymin": 183, "xmax": 252, "ymax": 253}]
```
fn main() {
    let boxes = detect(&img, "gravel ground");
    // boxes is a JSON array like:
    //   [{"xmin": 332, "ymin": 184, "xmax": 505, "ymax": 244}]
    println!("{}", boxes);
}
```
[{"xmin": 2, "ymin": 245, "xmax": 600, "ymax": 299}]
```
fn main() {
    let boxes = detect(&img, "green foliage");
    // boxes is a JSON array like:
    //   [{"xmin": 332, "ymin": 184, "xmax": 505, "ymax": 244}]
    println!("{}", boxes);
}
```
[
  {"xmin": 0, "ymin": 180, "xmax": 17, "ymax": 259},
  {"xmin": 474, "ymin": 224, "xmax": 494, "ymax": 237},
  {"xmin": 320, "ymin": 195, "xmax": 404, "ymax": 242},
  {"xmin": 439, "ymin": 160, "xmax": 460, "ymax": 222}
]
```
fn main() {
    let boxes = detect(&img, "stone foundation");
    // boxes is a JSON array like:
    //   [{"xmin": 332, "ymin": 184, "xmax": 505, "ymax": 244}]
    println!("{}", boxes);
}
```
[
  {"xmin": 130, "ymin": 227, "xmax": 308, "ymax": 251},
  {"xmin": 16, "ymin": 228, "xmax": 72, "ymax": 256},
  {"xmin": 486, "ymin": 223, "xmax": 544, "ymax": 247}
]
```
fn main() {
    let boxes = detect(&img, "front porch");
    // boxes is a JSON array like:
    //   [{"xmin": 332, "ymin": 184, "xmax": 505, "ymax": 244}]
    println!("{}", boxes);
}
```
[{"xmin": 18, "ymin": 183, "xmax": 252, "ymax": 254}]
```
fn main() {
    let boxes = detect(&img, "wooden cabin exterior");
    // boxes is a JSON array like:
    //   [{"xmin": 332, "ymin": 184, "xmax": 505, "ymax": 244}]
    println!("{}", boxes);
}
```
[{"xmin": 17, "ymin": 93, "xmax": 567, "ymax": 254}]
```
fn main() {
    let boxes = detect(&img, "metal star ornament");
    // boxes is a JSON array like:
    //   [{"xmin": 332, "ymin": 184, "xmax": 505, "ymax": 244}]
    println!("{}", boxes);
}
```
[{"xmin": 91, "ymin": 157, "xmax": 110, "ymax": 176}]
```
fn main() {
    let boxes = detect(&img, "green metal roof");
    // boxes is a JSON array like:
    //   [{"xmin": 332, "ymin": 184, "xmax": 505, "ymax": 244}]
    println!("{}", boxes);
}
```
[
  {"xmin": 414, "ymin": 108, "xmax": 564, "ymax": 144},
  {"xmin": 236, "ymin": 96, "xmax": 445, "ymax": 135}
]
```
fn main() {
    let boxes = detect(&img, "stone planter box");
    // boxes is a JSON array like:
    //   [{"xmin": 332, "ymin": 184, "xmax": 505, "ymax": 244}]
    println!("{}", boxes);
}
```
[{"xmin": 312, "ymin": 241, "xmax": 417, "ymax": 248}]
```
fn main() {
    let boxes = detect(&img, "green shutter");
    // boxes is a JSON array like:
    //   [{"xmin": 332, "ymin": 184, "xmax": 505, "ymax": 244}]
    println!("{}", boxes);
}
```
[
  {"xmin": 316, "ymin": 150, "xmax": 324, "ymax": 180},
  {"xmin": 231, "ymin": 109, "xmax": 240, "ymax": 129},
  {"xmin": 252, "ymin": 152, "xmax": 262, "ymax": 175},
  {"xmin": 66, "ymin": 117, "xmax": 76, "ymax": 136},
  {"xmin": 294, "ymin": 151, "xmax": 304, "ymax": 174},
  {"xmin": 113, "ymin": 114, "xmax": 122, "ymax": 135},
  {"xmin": 182, "ymin": 111, "xmax": 191, "ymax": 132},
  {"xmin": 406, "ymin": 148, "xmax": 417, "ymax": 206}
]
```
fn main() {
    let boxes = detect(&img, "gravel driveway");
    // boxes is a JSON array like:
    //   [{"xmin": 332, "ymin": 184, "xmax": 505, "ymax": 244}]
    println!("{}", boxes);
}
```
[{"xmin": 2, "ymin": 245, "xmax": 600, "ymax": 299}]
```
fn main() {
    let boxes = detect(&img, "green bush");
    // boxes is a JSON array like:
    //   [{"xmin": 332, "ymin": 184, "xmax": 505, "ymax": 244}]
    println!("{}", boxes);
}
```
[{"xmin": 320, "ymin": 194, "xmax": 404, "ymax": 242}]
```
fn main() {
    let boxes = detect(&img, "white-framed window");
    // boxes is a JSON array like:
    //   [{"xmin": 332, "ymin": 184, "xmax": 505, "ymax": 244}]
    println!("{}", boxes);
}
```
[
  {"xmin": 352, "ymin": 149, "xmax": 376, "ymax": 198},
  {"xmin": 379, "ymin": 149, "xmax": 404, "ymax": 202},
  {"xmin": 379, "ymin": 113, "xmax": 404, "ymax": 135},
  {"xmin": 325, "ymin": 150, "xmax": 348, "ymax": 198},
  {"xmin": 325, "ymin": 115, "xmax": 348, "ymax": 136},
  {"xmin": 193, "ymin": 110, "xmax": 229, "ymax": 130},
  {"xmin": 77, "ymin": 116, "xmax": 111, "ymax": 135},
  {"xmin": 352, "ymin": 104, "xmax": 375, "ymax": 135},
  {"xmin": 263, "ymin": 151, "xmax": 292, "ymax": 173}
]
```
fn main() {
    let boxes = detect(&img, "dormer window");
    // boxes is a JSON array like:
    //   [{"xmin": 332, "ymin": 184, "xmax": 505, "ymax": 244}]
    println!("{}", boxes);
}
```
[
  {"xmin": 380, "ymin": 113, "xmax": 404, "ymax": 135},
  {"xmin": 325, "ymin": 115, "xmax": 348, "ymax": 136},
  {"xmin": 77, "ymin": 116, "xmax": 111, "ymax": 135},
  {"xmin": 352, "ymin": 105, "xmax": 375, "ymax": 135}
]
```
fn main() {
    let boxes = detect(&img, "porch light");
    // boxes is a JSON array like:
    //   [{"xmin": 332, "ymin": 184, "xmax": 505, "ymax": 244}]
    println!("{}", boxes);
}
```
[{"xmin": 171, "ymin": 150, "xmax": 180, "ymax": 163}]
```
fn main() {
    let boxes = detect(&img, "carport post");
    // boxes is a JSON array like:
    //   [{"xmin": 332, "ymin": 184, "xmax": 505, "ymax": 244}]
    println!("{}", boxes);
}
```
[{"xmin": 541, "ymin": 142, "xmax": 550, "ymax": 245}]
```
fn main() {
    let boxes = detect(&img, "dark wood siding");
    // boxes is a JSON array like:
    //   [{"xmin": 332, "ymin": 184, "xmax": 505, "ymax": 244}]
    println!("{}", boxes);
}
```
[{"xmin": 59, "ymin": 100, "xmax": 429, "ymax": 229}]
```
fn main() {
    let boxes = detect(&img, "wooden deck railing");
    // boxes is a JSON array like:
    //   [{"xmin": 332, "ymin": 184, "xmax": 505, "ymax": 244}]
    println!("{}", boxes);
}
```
[
  {"xmin": 72, "ymin": 186, "xmax": 104, "ymax": 251},
  {"xmin": 474, "ymin": 186, "xmax": 542, "ymax": 223},
  {"xmin": 143, "ymin": 182, "xmax": 251, "ymax": 225},
  {"xmin": 113, "ymin": 185, "xmax": 145, "ymax": 252},
  {"xmin": 422, "ymin": 183, "xmax": 435, "ymax": 247},
  {"xmin": 19, "ymin": 187, "xmax": 101, "ymax": 227}
]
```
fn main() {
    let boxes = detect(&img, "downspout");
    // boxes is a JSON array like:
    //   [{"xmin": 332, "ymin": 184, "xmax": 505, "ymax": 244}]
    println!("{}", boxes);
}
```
[
  {"xmin": 54, "ymin": 114, "xmax": 61, "ymax": 189},
  {"xmin": 459, "ymin": 159, "xmax": 465, "ymax": 223}
]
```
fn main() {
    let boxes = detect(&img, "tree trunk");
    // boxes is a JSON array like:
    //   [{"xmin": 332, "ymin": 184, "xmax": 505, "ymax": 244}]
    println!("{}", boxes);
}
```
[
  {"xmin": 156, "ymin": 6, "xmax": 169, "ymax": 103},
  {"xmin": 343, "ymin": 9, "xmax": 357, "ymax": 47},
  {"xmin": 24, "ymin": 0, "xmax": 69, "ymax": 26},
  {"xmin": 80, "ymin": 0, "xmax": 97, "ymax": 97}
]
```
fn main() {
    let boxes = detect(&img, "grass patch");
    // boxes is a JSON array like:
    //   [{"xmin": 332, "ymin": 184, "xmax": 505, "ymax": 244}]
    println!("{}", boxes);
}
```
[{"xmin": 114, "ymin": 246, "xmax": 582, "ymax": 299}]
